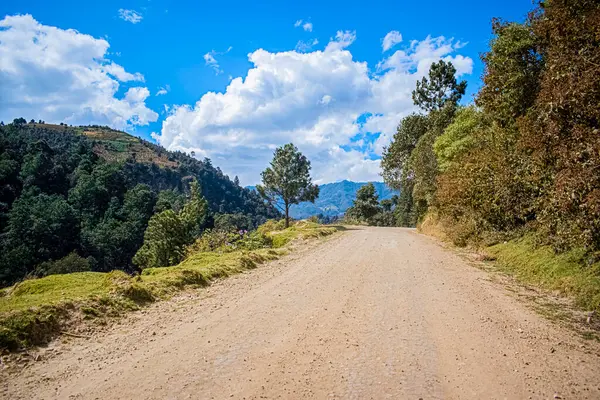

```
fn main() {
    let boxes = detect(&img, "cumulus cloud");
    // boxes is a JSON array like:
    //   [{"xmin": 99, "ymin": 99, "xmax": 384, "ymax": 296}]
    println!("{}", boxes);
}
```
[
  {"xmin": 382, "ymin": 30, "xmax": 402, "ymax": 52},
  {"xmin": 0, "ymin": 14, "xmax": 158, "ymax": 130},
  {"xmin": 154, "ymin": 31, "xmax": 472, "ymax": 184},
  {"xmin": 118, "ymin": 9, "xmax": 143, "ymax": 24}
]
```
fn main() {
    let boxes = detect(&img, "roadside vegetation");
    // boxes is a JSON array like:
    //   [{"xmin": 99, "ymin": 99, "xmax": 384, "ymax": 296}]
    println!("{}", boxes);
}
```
[
  {"xmin": 0, "ymin": 121, "xmax": 279, "ymax": 287},
  {"xmin": 380, "ymin": 0, "xmax": 600, "ymax": 312},
  {"xmin": 0, "ymin": 138, "xmax": 330, "ymax": 351},
  {"xmin": 0, "ymin": 219, "xmax": 338, "ymax": 350}
]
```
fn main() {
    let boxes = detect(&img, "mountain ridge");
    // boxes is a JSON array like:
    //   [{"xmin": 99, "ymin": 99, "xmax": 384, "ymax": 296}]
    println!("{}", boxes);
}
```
[{"xmin": 248, "ymin": 180, "xmax": 397, "ymax": 219}]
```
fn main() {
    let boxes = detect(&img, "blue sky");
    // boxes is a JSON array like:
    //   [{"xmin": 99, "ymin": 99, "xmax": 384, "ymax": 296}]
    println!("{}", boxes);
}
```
[{"xmin": 0, "ymin": 0, "xmax": 532, "ymax": 184}]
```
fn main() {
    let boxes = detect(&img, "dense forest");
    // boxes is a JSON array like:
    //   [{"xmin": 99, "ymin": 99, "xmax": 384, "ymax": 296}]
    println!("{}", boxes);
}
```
[
  {"xmin": 381, "ymin": 0, "xmax": 599, "ymax": 256},
  {"xmin": 0, "ymin": 120, "xmax": 280, "ymax": 286}
]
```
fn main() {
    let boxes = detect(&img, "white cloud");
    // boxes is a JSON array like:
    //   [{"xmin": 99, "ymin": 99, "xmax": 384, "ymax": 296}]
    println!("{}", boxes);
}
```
[
  {"xmin": 118, "ymin": 9, "xmax": 143, "ymax": 24},
  {"xmin": 295, "ymin": 38, "xmax": 319, "ymax": 52},
  {"xmin": 325, "ymin": 30, "xmax": 357, "ymax": 52},
  {"xmin": 382, "ymin": 30, "xmax": 403, "ymax": 52},
  {"xmin": 294, "ymin": 19, "xmax": 313, "ymax": 32},
  {"xmin": 154, "ymin": 32, "xmax": 472, "ymax": 184},
  {"xmin": 103, "ymin": 62, "xmax": 144, "ymax": 82},
  {"xmin": 0, "ymin": 14, "xmax": 158, "ymax": 130},
  {"xmin": 156, "ymin": 85, "xmax": 170, "ymax": 96},
  {"xmin": 204, "ymin": 47, "xmax": 232, "ymax": 75},
  {"xmin": 203, "ymin": 52, "xmax": 222, "ymax": 75}
]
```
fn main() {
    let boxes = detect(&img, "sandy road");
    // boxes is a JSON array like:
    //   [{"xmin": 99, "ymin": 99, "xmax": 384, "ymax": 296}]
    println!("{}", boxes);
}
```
[{"xmin": 3, "ymin": 227, "xmax": 600, "ymax": 399}]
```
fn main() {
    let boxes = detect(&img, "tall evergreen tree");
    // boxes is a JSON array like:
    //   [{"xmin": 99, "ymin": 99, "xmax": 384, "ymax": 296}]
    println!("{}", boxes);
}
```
[{"xmin": 256, "ymin": 143, "xmax": 319, "ymax": 228}]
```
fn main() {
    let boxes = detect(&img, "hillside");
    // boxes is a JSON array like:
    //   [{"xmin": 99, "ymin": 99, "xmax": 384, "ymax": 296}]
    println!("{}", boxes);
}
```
[
  {"xmin": 290, "ymin": 180, "xmax": 396, "ymax": 219},
  {"xmin": 0, "ymin": 120, "xmax": 280, "ymax": 286}
]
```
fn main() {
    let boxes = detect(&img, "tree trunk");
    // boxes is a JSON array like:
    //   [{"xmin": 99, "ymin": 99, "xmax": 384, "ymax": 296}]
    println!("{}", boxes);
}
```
[{"xmin": 285, "ymin": 201, "xmax": 289, "ymax": 228}]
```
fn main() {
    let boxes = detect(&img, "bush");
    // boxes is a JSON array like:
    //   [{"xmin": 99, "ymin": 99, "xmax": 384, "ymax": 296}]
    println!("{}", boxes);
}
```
[
  {"xmin": 187, "ymin": 229, "xmax": 243, "ymax": 253},
  {"xmin": 34, "ymin": 252, "xmax": 91, "ymax": 277},
  {"xmin": 237, "ymin": 231, "xmax": 272, "ymax": 250}
]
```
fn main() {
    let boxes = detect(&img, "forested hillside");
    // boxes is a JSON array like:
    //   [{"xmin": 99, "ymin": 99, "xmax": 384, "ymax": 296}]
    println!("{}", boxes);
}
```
[
  {"xmin": 381, "ymin": 0, "xmax": 600, "ymax": 296},
  {"xmin": 0, "ymin": 120, "xmax": 279, "ymax": 286}
]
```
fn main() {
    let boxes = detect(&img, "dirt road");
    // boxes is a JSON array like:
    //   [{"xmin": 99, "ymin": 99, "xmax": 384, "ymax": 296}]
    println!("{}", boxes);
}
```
[{"xmin": 4, "ymin": 227, "xmax": 600, "ymax": 399}]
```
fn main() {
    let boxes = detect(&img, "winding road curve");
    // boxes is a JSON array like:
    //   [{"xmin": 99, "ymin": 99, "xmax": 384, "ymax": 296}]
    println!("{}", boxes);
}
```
[{"xmin": 4, "ymin": 227, "xmax": 600, "ymax": 399}]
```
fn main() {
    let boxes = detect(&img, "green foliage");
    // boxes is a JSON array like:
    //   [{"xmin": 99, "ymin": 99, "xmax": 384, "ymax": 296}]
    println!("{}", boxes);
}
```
[
  {"xmin": 1, "ymin": 193, "xmax": 79, "ymax": 283},
  {"xmin": 433, "ymin": 106, "xmax": 482, "ymax": 172},
  {"xmin": 410, "ymin": 104, "xmax": 457, "ymax": 218},
  {"xmin": 369, "ymin": 211, "xmax": 396, "ymax": 227},
  {"xmin": 133, "ymin": 210, "xmax": 191, "ymax": 268},
  {"xmin": 214, "ymin": 213, "xmax": 253, "ymax": 231},
  {"xmin": 382, "ymin": 62, "xmax": 464, "ymax": 225},
  {"xmin": 393, "ymin": 189, "xmax": 417, "ymax": 227},
  {"xmin": 154, "ymin": 189, "xmax": 185, "ymax": 213},
  {"xmin": 0, "ymin": 122, "xmax": 279, "ymax": 286},
  {"xmin": 412, "ymin": 60, "xmax": 467, "ymax": 112},
  {"xmin": 256, "ymin": 143, "xmax": 319, "ymax": 227},
  {"xmin": 187, "ymin": 229, "xmax": 241, "ymax": 253},
  {"xmin": 381, "ymin": 114, "xmax": 429, "ymax": 191},
  {"xmin": 346, "ymin": 183, "xmax": 381, "ymax": 222},
  {"xmin": 34, "ymin": 252, "xmax": 92, "ymax": 277},
  {"xmin": 133, "ymin": 180, "xmax": 209, "ymax": 269},
  {"xmin": 476, "ymin": 19, "xmax": 542, "ymax": 126}
]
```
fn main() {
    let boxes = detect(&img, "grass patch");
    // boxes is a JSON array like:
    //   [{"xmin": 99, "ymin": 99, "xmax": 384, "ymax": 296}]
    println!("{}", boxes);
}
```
[
  {"xmin": 0, "ymin": 221, "xmax": 340, "ymax": 350},
  {"xmin": 486, "ymin": 235, "xmax": 600, "ymax": 312},
  {"xmin": 265, "ymin": 221, "xmax": 339, "ymax": 248}
]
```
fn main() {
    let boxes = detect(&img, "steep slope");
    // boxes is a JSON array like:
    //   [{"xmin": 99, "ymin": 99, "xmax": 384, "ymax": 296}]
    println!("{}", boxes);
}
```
[{"xmin": 0, "ymin": 121, "xmax": 279, "ymax": 285}]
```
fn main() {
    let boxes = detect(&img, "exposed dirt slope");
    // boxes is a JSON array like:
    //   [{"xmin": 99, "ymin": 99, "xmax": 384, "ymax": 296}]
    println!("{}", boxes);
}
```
[{"xmin": 3, "ymin": 227, "xmax": 600, "ymax": 399}]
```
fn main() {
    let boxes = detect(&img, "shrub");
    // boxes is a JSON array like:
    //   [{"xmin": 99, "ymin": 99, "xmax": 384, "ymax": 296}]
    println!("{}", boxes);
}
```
[
  {"xmin": 187, "ymin": 229, "xmax": 243, "ymax": 253},
  {"xmin": 34, "ymin": 252, "xmax": 92, "ymax": 277},
  {"xmin": 237, "ymin": 231, "xmax": 272, "ymax": 250}
]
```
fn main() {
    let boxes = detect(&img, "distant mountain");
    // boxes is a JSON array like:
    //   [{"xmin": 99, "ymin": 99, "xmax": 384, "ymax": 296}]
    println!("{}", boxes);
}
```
[{"xmin": 248, "ymin": 180, "xmax": 397, "ymax": 219}]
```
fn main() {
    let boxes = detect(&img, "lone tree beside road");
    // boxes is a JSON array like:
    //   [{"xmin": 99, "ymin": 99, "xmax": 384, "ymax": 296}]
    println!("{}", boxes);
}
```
[{"xmin": 257, "ymin": 143, "xmax": 319, "ymax": 228}]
